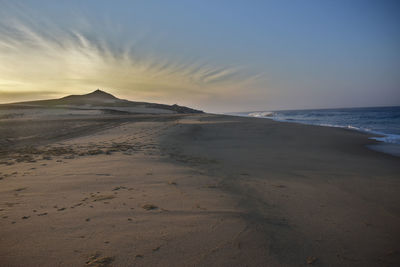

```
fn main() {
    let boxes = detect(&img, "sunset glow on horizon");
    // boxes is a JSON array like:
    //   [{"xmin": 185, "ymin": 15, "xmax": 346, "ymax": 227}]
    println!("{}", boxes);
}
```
[{"xmin": 0, "ymin": 0, "xmax": 399, "ymax": 112}]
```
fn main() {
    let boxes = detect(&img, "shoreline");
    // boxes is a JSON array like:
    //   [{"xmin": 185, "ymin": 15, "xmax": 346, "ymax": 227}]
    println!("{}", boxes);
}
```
[
  {"xmin": 1, "ymin": 113, "xmax": 399, "ymax": 266},
  {"xmin": 226, "ymin": 113, "xmax": 400, "ymax": 158}
]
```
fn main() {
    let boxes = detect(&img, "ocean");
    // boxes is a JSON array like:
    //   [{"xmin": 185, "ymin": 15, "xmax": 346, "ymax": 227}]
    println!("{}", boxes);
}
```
[{"xmin": 232, "ymin": 106, "xmax": 400, "ymax": 146}]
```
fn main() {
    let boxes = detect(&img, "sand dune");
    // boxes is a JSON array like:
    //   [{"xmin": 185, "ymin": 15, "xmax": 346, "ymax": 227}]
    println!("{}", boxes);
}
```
[{"xmin": 0, "ymin": 90, "xmax": 203, "ymax": 118}]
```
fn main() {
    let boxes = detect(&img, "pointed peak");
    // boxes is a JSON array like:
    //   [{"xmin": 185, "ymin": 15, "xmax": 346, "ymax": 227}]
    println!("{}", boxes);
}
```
[{"xmin": 86, "ymin": 89, "xmax": 117, "ymax": 99}]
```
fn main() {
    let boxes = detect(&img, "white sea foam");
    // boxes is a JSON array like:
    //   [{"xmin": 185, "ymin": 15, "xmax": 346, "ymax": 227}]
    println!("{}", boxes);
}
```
[
  {"xmin": 237, "ymin": 109, "xmax": 400, "ymax": 146},
  {"xmin": 247, "ymin": 111, "xmax": 274, "ymax": 118},
  {"xmin": 281, "ymin": 120, "xmax": 400, "ymax": 145},
  {"xmin": 230, "ymin": 107, "xmax": 400, "ymax": 147},
  {"xmin": 370, "ymin": 134, "xmax": 400, "ymax": 144}
]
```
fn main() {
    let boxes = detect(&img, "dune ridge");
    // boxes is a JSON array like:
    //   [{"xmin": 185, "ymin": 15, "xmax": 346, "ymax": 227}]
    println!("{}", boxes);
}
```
[{"xmin": 0, "ymin": 89, "xmax": 203, "ymax": 115}]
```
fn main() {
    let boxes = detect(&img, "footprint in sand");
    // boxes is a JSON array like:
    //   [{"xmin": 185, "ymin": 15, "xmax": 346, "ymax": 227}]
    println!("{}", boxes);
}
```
[
  {"xmin": 142, "ymin": 204, "xmax": 158, "ymax": 210},
  {"xmin": 71, "ymin": 203, "xmax": 84, "ymax": 208},
  {"xmin": 85, "ymin": 253, "xmax": 114, "ymax": 267},
  {"xmin": 152, "ymin": 246, "xmax": 161, "ymax": 252},
  {"xmin": 112, "ymin": 186, "xmax": 127, "ymax": 191},
  {"xmin": 306, "ymin": 256, "xmax": 317, "ymax": 264},
  {"xmin": 92, "ymin": 195, "xmax": 116, "ymax": 202},
  {"xmin": 14, "ymin": 187, "xmax": 27, "ymax": 192},
  {"xmin": 273, "ymin": 184, "xmax": 287, "ymax": 188}
]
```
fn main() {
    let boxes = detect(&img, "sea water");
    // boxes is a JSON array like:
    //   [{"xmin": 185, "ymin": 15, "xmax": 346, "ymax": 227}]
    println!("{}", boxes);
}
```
[{"xmin": 231, "ymin": 106, "xmax": 400, "ymax": 152}]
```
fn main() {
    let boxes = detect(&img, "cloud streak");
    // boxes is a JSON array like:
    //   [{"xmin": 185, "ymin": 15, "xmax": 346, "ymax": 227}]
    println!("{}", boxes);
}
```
[{"xmin": 0, "ymin": 4, "xmax": 266, "ymax": 110}]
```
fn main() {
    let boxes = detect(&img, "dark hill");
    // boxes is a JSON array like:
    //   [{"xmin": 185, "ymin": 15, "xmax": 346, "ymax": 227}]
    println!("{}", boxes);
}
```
[{"xmin": 4, "ymin": 89, "xmax": 203, "ymax": 114}]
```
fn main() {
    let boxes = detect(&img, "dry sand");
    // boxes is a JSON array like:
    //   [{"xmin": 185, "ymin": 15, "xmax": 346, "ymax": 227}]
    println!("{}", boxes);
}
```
[{"xmin": 0, "ymin": 113, "xmax": 399, "ymax": 266}]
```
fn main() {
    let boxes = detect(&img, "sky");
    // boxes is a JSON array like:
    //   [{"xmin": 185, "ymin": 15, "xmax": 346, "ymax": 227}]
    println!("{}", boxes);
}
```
[{"xmin": 0, "ymin": 0, "xmax": 399, "ymax": 112}]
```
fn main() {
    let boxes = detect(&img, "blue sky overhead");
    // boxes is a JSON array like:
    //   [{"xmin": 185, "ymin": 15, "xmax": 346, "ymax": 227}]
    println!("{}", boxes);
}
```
[{"xmin": 0, "ymin": 0, "xmax": 399, "ymax": 112}]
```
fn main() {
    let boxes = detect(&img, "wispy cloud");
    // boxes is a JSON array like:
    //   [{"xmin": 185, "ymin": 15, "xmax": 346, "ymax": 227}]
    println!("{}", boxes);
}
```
[{"xmin": 0, "ymin": 2, "xmax": 267, "ymax": 110}]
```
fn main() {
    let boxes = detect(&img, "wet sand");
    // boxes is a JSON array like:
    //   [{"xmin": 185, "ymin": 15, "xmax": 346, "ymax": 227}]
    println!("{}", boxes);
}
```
[{"xmin": 0, "ymin": 113, "xmax": 399, "ymax": 266}]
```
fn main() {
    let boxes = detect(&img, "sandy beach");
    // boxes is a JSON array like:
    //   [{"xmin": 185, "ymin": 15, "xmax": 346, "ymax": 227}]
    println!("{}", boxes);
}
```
[
  {"xmin": 1, "ymin": 0, "xmax": 399, "ymax": 265},
  {"xmin": 0, "ymin": 113, "xmax": 399, "ymax": 266}
]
